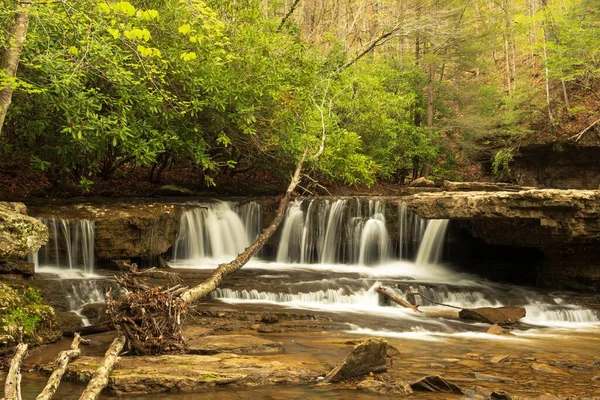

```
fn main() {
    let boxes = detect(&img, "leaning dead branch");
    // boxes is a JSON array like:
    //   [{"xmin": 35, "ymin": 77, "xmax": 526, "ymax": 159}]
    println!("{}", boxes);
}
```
[
  {"xmin": 3, "ymin": 343, "xmax": 28, "ymax": 400},
  {"xmin": 78, "ymin": 333, "xmax": 126, "ymax": 400},
  {"xmin": 36, "ymin": 334, "xmax": 86, "ymax": 400},
  {"xmin": 377, "ymin": 286, "xmax": 421, "ymax": 312},
  {"xmin": 569, "ymin": 117, "xmax": 600, "ymax": 143}
]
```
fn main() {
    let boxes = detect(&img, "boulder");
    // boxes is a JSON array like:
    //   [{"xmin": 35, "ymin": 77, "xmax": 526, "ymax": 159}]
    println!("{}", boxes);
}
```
[
  {"xmin": 357, "ymin": 379, "xmax": 412, "ymax": 395},
  {"xmin": 491, "ymin": 391, "xmax": 514, "ymax": 400},
  {"xmin": 322, "ymin": 338, "xmax": 387, "ymax": 383},
  {"xmin": 55, "ymin": 311, "xmax": 84, "ymax": 333},
  {"xmin": 157, "ymin": 185, "xmax": 195, "ymax": 197},
  {"xmin": 409, "ymin": 177, "xmax": 436, "ymax": 187},
  {"xmin": 0, "ymin": 202, "xmax": 48, "ymax": 258},
  {"xmin": 459, "ymin": 307, "xmax": 526, "ymax": 324},
  {"xmin": 490, "ymin": 355, "xmax": 510, "ymax": 363},
  {"xmin": 410, "ymin": 375, "xmax": 464, "ymax": 394},
  {"xmin": 79, "ymin": 303, "xmax": 107, "ymax": 325}
]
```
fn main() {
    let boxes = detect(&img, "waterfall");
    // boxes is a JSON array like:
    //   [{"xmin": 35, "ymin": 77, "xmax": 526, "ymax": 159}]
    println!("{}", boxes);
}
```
[
  {"xmin": 397, "ymin": 203, "xmax": 429, "ymax": 260},
  {"xmin": 30, "ymin": 218, "xmax": 95, "ymax": 273},
  {"xmin": 415, "ymin": 219, "xmax": 449, "ymax": 266},
  {"xmin": 276, "ymin": 201, "xmax": 305, "ymax": 263},
  {"xmin": 172, "ymin": 201, "xmax": 253, "ymax": 263}
]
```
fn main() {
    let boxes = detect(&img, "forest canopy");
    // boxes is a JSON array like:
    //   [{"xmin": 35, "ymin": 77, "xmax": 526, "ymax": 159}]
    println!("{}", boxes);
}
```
[{"xmin": 0, "ymin": 0, "xmax": 598, "ymax": 194}]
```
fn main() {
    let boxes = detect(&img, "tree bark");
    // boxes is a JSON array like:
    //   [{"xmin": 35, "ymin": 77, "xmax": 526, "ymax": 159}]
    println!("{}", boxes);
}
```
[
  {"xmin": 36, "ymin": 334, "xmax": 84, "ymax": 400},
  {"xmin": 277, "ymin": 0, "xmax": 302, "ymax": 32},
  {"xmin": 180, "ymin": 150, "xmax": 307, "ymax": 305},
  {"xmin": 78, "ymin": 334, "xmax": 126, "ymax": 400},
  {"xmin": 3, "ymin": 343, "xmax": 28, "ymax": 400},
  {"xmin": 0, "ymin": 1, "xmax": 32, "ymax": 136}
]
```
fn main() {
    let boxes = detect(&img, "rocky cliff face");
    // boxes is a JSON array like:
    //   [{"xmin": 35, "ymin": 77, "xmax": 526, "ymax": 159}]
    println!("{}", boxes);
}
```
[
  {"xmin": 402, "ymin": 188, "xmax": 600, "ymax": 290},
  {"xmin": 28, "ymin": 201, "xmax": 184, "ymax": 263},
  {"xmin": 511, "ymin": 143, "xmax": 600, "ymax": 189}
]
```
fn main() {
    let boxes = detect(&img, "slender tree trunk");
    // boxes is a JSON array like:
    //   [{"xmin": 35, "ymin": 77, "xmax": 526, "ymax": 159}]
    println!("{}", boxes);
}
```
[
  {"xmin": 541, "ymin": 26, "xmax": 554, "ymax": 124},
  {"xmin": 0, "ymin": 1, "xmax": 32, "ymax": 136},
  {"xmin": 427, "ymin": 65, "xmax": 435, "ymax": 126}
]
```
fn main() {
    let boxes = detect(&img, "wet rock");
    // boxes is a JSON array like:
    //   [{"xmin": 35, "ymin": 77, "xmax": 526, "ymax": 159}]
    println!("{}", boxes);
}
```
[
  {"xmin": 55, "ymin": 311, "xmax": 84, "ymax": 333},
  {"xmin": 157, "ymin": 185, "xmax": 195, "ymax": 196},
  {"xmin": 491, "ymin": 390, "xmax": 514, "ymax": 400},
  {"xmin": 530, "ymin": 362, "xmax": 570, "ymax": 375},
  {"xmin": 536, "ymin": 395, "xmax": 560, "ymax": 400},
  {"xmin": 490, "ymin": 355, "xmax": 510, "ymax": 363},
  {"xmin": 468, "ymin": 372, "xmax": 516, "ymax": 384},
  {"xmin": 464, "ymin": 352, "xmax": 483, "ymax": 359},
  {"xmin": 459, "ymin": 307, "xmax": 526, "ymax": 324},
  {"xmin": 357, "ymin": 379, "xmax": 412, "ymax": 396},
  {"xmin": 410, "ymin": 375, "xmax": 464, "ymax": 394},
  {"xmin": 38, "ymin": 353, "xmax": 320, "ymax": 394},
  {"xmin": 0, "ymin": 259, "xmax": 34, "ymax": 276},
  {"xmin": 261, "ymin": 315, "xmax": 279, "ymax": 324},
  {"xmin": 79, "ymin": 303, "xmax": 107, "ymax": 325},
  {"xmin": 487, "ymin": 324, "xmax": 515, "ymax": 336},
  {"xmin": 409, "ymin": 177, "xmax": 436, "ymax": 187},
  {"xmin": 464, "ymin": 387, "xmax": 490, "ymax": 400},
  {"xmin": 187, "ymin": 335, "xmax": 284, "ymax": 355},
  {"xmin": 548, "ymin": 360, "xmax": 592, "ymax": 371},
  {"xmin": 591, "ymin": 375, "xmax": 600, "ymax": 382},
  {"xmin": 0, "ymin": 202, "xmax": 48, "ymax": 258},
  {"xmin": 322, "ymin": 338, "xmax": 387, "ymax": 383},
  {"xmin": 28, "ymin": 202, "xmax": 183, "ymax": 260}
]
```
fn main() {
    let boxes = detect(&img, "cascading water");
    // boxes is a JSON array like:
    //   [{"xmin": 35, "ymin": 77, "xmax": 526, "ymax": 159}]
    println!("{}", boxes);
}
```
[
  {"xmin": 171, "ymin": 201, "xmax": 261, "ymax": 265},
  {"xmin": 415, "ymin": 219, "xmax": 449, "ymax": 266},
  {"xmin": 170, "ymin": 197, "xmax": 600, "ymax": 333},
  {"xmin": 30, "ymin": 218, "xmax": 95, "ymax": 274}
]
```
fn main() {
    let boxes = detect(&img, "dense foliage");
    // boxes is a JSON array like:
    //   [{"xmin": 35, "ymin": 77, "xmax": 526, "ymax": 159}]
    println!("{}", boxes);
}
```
[
  {"xmin": 0, "ymin": 283, "xmax": 57, "ymax": 345},
  {"xmin": 0, "ymin": 0, "xmax": 598, "ymax": 193}
]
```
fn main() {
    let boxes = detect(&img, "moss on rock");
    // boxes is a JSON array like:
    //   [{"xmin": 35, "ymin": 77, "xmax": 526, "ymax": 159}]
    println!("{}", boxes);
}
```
[{"xmin": 0, "ymin": 202, "xmax": 48, "ymax": 258}]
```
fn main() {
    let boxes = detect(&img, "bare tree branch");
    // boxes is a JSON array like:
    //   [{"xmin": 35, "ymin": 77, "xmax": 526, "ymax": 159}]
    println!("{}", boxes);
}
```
[{"xmin": 277, "ymin": 0, "xmax": 302, "ymax": 32}]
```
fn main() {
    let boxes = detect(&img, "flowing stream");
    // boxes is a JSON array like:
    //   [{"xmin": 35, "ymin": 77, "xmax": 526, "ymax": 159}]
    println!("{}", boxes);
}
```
[{"xmin": 168, "ymin": 199, "xmax": 600, "ymax": 337}]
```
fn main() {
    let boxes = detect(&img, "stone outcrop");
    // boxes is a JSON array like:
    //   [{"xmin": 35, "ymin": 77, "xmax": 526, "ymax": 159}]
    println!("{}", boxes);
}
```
[
  {"xmin": 28, "ymin": 201, "xmax": 184, "ymax": 261},
  {"xmin": 38, "ymin": 352, "xmax": 321, "ymax": 395},
  {"xmin": 403, "ymin": 189, "xmax": 600, "ymax": 245},
  {"xmin": 322, "ymin": 338, "xmax": 388, "ymax": 383},
  {"xmin": 0, "ymin": 202, "xmax": 48, "ymax": 259},
  {"xmin": 441, "ymin": 181, "xmax": 534, "ymax": 192},
  {"xmin": 402, "ymin": 189, "xmax": 600, "ymax": 290}
]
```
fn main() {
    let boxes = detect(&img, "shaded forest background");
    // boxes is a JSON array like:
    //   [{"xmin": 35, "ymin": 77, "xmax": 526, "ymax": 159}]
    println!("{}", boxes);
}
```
[{"xmin": 0, "ymin": 0, "xmax": 598, "ymax": 197}]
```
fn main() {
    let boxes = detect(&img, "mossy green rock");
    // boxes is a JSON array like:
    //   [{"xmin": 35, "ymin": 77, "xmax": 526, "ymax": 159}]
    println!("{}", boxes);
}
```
[{"xmin": 0, "ymin": 202, "xmax": 48, "ymax": 258}]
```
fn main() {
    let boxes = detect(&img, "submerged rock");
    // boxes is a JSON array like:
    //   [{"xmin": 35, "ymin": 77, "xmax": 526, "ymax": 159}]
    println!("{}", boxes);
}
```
[
  {"xmin": 187, "ymin": 334, "xmax": 284, "ymax": 355},
  {"xmin": 530, "ymin": 362, "xmax": 570, "ymax": 375},
  {"xmin": 469, "ymin": 372, "xmax": 516, "ymax": 384},
  {"xmin": 459, "ymin": 307, "xmax": 526, "ymax": 324},
  {"xmin": 487, "ymin": 324, "xmax": 515, "ymax": 336},
  {"xmin": 410, "ymin": 375, "xmax": 464, "ymax": 394},
  {"xmin": 0, "ymin": 202, "xmax": 48, "ymax": 258},
  {"xmin": 322, "ymin": 337, "xmax": 387, "ymax": 383},
  {"xmin": 357, "ymin": 379, "xmax": 412, "ymax": 395}
]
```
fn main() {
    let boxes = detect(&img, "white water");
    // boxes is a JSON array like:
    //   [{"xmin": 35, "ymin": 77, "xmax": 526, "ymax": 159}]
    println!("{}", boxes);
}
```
[
  {"xmin": 30, "ymin": 218, "xmax": 95, "ymax": 273},
  {"xmin": 166, "ymin": 198, "xmax": 600, "ymax": 335}
]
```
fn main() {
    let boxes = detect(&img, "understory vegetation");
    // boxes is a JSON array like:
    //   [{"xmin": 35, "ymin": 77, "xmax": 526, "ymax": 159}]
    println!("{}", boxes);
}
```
[
  {"xmin": 0, "ymin": 0, "xmax": 598, "ymax": 195},
  {"xmin": 0, "ymin": 283, "xmax": 57, "ymax": 346}
]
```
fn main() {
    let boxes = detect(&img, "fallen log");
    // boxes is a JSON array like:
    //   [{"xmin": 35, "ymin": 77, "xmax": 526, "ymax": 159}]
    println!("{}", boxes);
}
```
[
  {"xmin": 377, "ymin": 286, "xmax": 420, "ymax": 312},
  {"xmin": 78, "ymin": 333, "xmax": 126, "ymax": 400},
  {"xmin": 3, "ymin": 343, "xmax": 27, "ymax": 400},
  {"xmin": 36, "ymin": 334, "xmax": 85, "ymax": 400}
]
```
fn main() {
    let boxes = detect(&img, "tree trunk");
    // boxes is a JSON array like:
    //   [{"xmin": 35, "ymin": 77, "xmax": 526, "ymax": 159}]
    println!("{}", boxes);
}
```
[
  {"xmin": 78, "ymin": 334, "xmax": 126, "ymax": 400},
  {"xmin": 180, "ymin": 151, "xmax": 307, "ymax": 304},
  {"xmin": 3, "ymin": 343, "xmax": 28, "ymax": 400},
  {"xmin": 0, "ymin": 1, "xmax": 32, "ymax": 136},
  {"xmin": 36, "ymin": 334, "xmax": 84, "ymax": 400}
]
